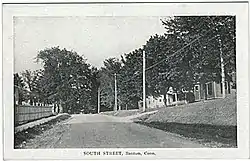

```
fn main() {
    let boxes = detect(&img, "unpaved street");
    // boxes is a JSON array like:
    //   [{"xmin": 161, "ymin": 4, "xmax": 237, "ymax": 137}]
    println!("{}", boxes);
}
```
[{"xmin": 24, "ymin": 114, "xmax": 204, "ymax": 148}]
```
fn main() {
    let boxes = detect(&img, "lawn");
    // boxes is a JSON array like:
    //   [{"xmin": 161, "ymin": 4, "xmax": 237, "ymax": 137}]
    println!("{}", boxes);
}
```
[{"xmin": 135, "ymin": 92, "xmax": 237, "ymax": 148}]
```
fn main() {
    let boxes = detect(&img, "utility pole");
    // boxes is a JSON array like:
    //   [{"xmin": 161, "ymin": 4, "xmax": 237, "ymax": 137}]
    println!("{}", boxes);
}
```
[
  {"xmin": 174, "ymin": 93, "xmax": 178, "ymax": 106},
  {"xmin": 97, "ymin": 87, "xmax": 100, "ymax": 113},
  {"xmin": 218, "ymin": 35, "xmax": 226, "ymax": 98},
  {"xmin": 114, "ymin": 73, "xmax": 118, "ymax": 111},
  {"xmin": 143, "ymin": 50, "xmax": 146, "ymax": 112}
]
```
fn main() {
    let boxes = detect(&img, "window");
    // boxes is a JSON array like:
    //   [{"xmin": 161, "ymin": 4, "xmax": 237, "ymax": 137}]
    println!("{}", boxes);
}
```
[
  {"xmin": 195, "ymin": 85, "xmax": 199, "ymax": 91},
  {"xmin": 173, "ymin": 94, "xmax": 176, "ymax": 102},
  {"xmin": 207, "ymin": 83, "xmax": 212, "ymax": 95}
]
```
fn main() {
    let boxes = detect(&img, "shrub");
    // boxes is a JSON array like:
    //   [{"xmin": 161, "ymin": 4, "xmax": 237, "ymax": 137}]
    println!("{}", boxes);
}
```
[{"xmin": 186, "ymin": 92, "xmax": 195, "ymax": 103}]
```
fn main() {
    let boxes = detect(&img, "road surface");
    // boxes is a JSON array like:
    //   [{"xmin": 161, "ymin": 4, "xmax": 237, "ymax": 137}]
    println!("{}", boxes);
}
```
[{"xmin": 24, "ymin": 114, "xmax": 204, "ymax": 148}]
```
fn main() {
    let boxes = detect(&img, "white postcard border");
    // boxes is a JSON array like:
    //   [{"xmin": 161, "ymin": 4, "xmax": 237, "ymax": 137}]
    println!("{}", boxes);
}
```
[{"xmin": 2, "ymin": 2, "xmax": 249, "ymax": 160}]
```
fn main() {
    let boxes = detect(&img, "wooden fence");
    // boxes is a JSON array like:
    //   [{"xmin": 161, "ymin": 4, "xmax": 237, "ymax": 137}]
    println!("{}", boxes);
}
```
[{"xmin": 14, "ymin": 105, "xmax": 54, "ymax": 126}]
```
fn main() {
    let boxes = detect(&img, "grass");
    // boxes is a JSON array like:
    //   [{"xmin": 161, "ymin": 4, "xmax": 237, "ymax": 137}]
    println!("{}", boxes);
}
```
[
  {"xmin": 14, "ymin": 114, "xmax": 71, "ymax": 148},
  {"xmin": 135, "ymin": 92, "xmax": 237, "ymax": 148}
]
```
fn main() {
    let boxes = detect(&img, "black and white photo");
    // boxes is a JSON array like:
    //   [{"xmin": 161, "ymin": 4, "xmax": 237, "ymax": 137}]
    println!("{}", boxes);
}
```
[{"xmin": 2, "ymin": 2, "xmax": 249, "ymax": 160}]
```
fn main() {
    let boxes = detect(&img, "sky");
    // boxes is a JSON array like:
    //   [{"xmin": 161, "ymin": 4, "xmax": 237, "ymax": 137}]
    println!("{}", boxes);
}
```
[{"xmin": 14, "ymin": 16, "xmax": 166, "ymax": 73}]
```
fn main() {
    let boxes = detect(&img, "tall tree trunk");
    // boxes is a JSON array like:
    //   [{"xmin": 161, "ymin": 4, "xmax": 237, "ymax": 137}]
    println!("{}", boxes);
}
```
[
  {"xmin": 18, "ymin": 99, "xmax": 22, "ymax": 105},
  {"xmin": 204, "ymin": 84, "xmax": 208, "ymax": 100},
  {"xmin": 163, "ymin": 92, "xmax": 167, "ymax": 107},
  {"xmin": 219, "ymin": 35, "xmax": 226, "ymax": 98},
  {"xmin": 30, "ymin": 99, "xmax": 33, "ymax": 106}
]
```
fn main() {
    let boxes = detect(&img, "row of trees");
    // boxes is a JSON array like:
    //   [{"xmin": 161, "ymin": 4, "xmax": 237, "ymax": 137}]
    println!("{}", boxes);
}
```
[
  {"xmin": 14, "ymin": 16, "xmax": 236, "ymax": 113},
  {"xmin": 98, "ymin": 50, "xmax": 143, "ymax": 110},
  {"xmin": 14, "ymin": 70, "xmax": 43, "ymax": 105},
  {"xmin": 14, "ymin": 47, "xmax": 99, "ymax": 113},
  {"xmin": 99, "ymin": 16, "xmax": 236, "ymax": 109}
]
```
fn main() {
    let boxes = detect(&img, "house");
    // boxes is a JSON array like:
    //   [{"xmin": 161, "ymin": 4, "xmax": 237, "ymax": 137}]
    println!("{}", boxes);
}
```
[
  {"xmin": 193, "ymin": 81, "xmax": 232, "ymax": 101},
  {"xmin": 138, "ymin": 80, "xmax": 233, "ymax": 110},
  {"xmin": 146, "ymin": 93, "xmax": 175, "ymax": 109},
  {"xmin": 138, "ymin": 87, "xmax": 179, "ymax": 109}
]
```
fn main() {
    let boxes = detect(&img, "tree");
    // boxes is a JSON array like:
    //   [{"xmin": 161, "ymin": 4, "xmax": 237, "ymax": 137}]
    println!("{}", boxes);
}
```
[
  {"xmin": 161, "ymin": 16, "xmax": 236, "ymax": 84},
  {"xmin": 14, "ymin": 73, "xmax": 27, "ymax": 105},
  {"xmin": 89, "ymin": 67, "xmax": 100, "ymax": 113},
  {"xmin": 143, "ymin": 34, "xmax": 184, "ymax": 106},
  {"xmin": 98, "ymin": 58, "xmax": 122, "ymax": 111},
  {"xmin": 118, "ymin": 49, "xmax": 143, "ymax": 109},
  {"xmin": 22, "ymin": 69, "xmax": 43, "ymax": 105},
  {"xmin": 36, "ymin": 47, "xmax": 93, "ymax": 114},
  {"xmin": 160, "ymin": 16, "xmax": 235, "ymax": 99}
]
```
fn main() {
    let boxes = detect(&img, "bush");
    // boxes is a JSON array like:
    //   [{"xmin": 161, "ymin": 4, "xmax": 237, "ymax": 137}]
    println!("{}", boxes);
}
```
[{"xmin": 186, "ymin": 92, "xmax": 195, "ymax": 103}]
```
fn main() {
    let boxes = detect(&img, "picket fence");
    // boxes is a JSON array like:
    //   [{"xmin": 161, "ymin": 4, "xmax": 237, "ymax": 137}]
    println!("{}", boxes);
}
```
[{"xmin": 14, "ymin": 105, "xmax": 54, "ymax": 126}]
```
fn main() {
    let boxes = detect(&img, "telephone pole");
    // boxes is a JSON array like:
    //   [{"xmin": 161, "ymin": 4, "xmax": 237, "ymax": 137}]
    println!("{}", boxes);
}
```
[
  {"xmin": 97, "ymin": 87, "xmax": 100, "ymax": 113},
  {"xmin": 142, "ymin": 50, "xmax": 146, "ymax": 112},
  {"xmin": 218, "ymin": 35, "xmax": 226, "ymax": 98},
  {"xmin": 114, "ymin": 73, "xmax": 118, "ymax": 111}
]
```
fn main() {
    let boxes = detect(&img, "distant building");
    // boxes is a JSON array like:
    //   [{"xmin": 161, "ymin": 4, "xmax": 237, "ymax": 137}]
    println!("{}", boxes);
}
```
[
  {"xmin": 138, "ymin": 87, "xmax": 179, "ymax": 109},
  {"xmin": 138, "ymin": 80, "xmax": 233, "ymax": 110},
  {"xmin": 146, "ymin": 93, "xmax": 175, "ymax": 109},
  {"xmin": 193, "ymin": 81, "xmax": 232, "ymax": 101}
]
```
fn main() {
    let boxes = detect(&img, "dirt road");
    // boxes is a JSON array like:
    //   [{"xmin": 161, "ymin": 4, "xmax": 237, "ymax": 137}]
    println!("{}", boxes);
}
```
[{"xmin": 23, "ymin": 114, "xmax": 204, "ymax": 148}]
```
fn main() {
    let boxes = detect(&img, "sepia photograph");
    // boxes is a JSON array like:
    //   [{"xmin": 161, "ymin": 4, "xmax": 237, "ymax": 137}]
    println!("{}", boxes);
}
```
[{"xmin": 2, "ymin": 2, "xmax": 249, "ymax": 160}]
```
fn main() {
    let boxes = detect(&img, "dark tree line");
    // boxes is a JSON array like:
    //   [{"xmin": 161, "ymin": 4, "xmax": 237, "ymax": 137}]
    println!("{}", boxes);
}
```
[
  {"xmin": 14, "ymin": 16, "xmax": 236, "ymax": 113},
  {"xmin": 99, "ymin": 16, "xmax": 235, "ymax": 109},
  {"xmin": 14, "ymin": 47, "xmax": 98, "ymax": 114}
]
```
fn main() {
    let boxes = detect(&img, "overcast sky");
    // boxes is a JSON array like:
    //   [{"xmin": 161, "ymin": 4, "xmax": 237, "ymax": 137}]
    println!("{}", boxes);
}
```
[{"xmin": 14, "ymin": 16, "xmax": 166, "ymax": 73}]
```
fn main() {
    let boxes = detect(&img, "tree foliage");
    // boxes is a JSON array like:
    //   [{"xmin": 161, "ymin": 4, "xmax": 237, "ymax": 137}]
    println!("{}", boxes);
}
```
[
  {"xmin": 36, "ymin": 47, "xmax": 94, "ymax": 113},
  {"xmin": 118, "ymin": 49, "xmax": 143, "ymax": 109},
  {"xmin": 21, "ymin": 69, "xmax": 43, "ymax": 105},
  {"xmin": 14, "ymin": 73, "xmax": 26, "ymax": 104},
  {"xmin": 161, "ymin": 16, "xmax": 236, "ymax": 85},
  {"xmin": 14, "ymin": 16, "xmax": 236, "ymax": 112},
  {"xmin": 98, "ymin": 58, "xmax": 122, "ymax": 110}
]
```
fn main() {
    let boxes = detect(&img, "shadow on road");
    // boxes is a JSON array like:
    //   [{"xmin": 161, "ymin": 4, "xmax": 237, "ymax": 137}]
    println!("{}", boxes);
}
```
[{"xmin": 135, "ymin": 121, "xmax": 237, "ymax": 148}]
